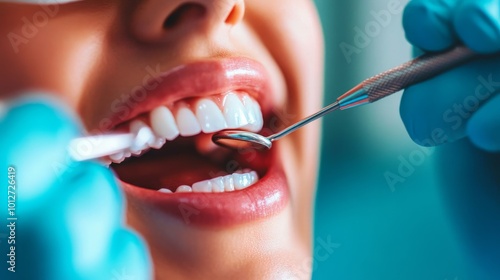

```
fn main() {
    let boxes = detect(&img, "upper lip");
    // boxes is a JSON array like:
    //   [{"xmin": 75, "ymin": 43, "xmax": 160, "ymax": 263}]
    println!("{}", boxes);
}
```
[{"xmin": 105, "ymin": 57, "xmax": 274, "ymax": 129}]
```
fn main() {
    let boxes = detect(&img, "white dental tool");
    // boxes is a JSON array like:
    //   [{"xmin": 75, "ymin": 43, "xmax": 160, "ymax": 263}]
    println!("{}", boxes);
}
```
[
  {"xmin": 69, "ymin": 126, "xmax": 153, "ymax": 162},
  {"xmin": 69, "ymin": 133, "xmax": 134, "ymax": 162}
]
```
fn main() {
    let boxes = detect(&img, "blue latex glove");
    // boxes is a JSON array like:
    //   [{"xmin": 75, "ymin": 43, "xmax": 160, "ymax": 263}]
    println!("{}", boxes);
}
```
[
  {"xmin": 401, "ymin": 0, "xmax": 500, "ymax": 152},
  {"xmin": 402, "ymin": 1, "xmax": 500, "ymax": 278},
  {"xmin": 0, "ymin": 95, "xmax": 151, "ymax": 279}
]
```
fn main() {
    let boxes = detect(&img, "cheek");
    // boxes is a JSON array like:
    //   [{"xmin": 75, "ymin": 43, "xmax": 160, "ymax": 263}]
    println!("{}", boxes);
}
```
[
  {"xmin": 248, "ymin": 0, "xmax": 324, "ymax": 113},
  {"xmin": 0, "ymin": 8, "xmax": 109, "ymax": 109},
  {"xmin": 247, "ymin": 0, "xmax": 324, "ymax": 195}
]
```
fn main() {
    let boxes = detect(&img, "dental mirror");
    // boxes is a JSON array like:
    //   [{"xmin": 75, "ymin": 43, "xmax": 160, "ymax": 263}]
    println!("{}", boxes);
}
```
[
  {"xmin": 212, "ymin": 130, "xmax": 272, "ymax": 150},
  {"xmin": 212, "ymin": 101, "xmax": 341, "ymax": 150}
]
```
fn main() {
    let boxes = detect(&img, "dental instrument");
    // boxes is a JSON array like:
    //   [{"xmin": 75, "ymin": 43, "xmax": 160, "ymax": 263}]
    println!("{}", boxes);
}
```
[
  {"xmin": 212, "ymin": 46, "xmax": 482, "ymax": 150},
  {"xmin": 69, "ymin": 46, "xmax": 481, "ymax": 160},
  {"xmin": 69, "ymin": 127, "xmax": 151, "ymax": 161}
]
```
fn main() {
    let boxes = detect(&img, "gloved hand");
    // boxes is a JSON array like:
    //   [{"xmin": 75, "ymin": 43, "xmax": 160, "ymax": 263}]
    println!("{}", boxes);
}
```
[
  {"xmin": 0, "ymin": 94, "xmax": 151, "ymax": 279},
  {"xmin": 401, "ymin": 0, "xmax": 500, "ymax": 151}
]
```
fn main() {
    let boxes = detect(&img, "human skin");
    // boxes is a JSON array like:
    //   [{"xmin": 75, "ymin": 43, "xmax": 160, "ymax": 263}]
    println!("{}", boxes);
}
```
[{"xmin": 0, "ymin": 0, "xmax": 324, "ymax": 279}]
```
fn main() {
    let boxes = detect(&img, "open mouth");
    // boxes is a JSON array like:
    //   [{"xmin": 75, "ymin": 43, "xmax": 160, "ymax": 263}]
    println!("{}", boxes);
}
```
[
  {"xmin": 104, "ymin": 58, "xmax": 289, "ymax": 227},
  {"xmin": 111, "ymin": 91, "xmax": 264, "ymax": 193}
]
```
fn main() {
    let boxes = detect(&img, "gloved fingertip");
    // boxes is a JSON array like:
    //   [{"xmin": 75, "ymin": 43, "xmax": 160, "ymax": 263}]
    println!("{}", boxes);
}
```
[
  {"xmin": 3, "ymin": 93, "xmax": 76, "ymax": 119},
  {"xmin": 467, "ymin": 95, "xmax": 500, "ymax": 152},
  {"xmin": 108, "ymin": 228, "xmax": 152, "ymax": 280},
  {"xmin": 403, "ymin": 0, "xmax": 456, "ymax": 51},
  {"xmin": 400, "ymin": 86, "xmax": 438, "ymax": 146},
  {"xmin": 0, "ymin": 92, "xmax": 82, "ymax": 206},
  {"xmin": 454, "ymin": 0, "xmax": 500, "ymax": 53},
  {"xmin": 62, "ymin": 163, "xmax": 124, "ymax": 269},
  {"xmin": 66, "ymin": 161, "xmax": 121, "ymax": 196},
  {"xmin": 1, "ymin": 92, "xmax": 80, "ymax": 137},
  {"xmin": 64, "ymin": 161, "xmax": 124, "ymax": 227},
  {"xmin": 400, "ymin": 81, "xmax": 469, "ymax": 147},
  {"xmin": 400, "ymin": 107, "xmax": 444, "ymax": 147}
]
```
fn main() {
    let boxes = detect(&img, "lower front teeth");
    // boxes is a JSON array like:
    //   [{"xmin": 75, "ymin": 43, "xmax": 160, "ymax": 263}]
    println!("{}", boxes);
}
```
[
  {"xmin": 158, "ymin": 170, "xmax": 259, "ymax": 194},
  {"xmin": 176, "ymin": 185, "xmax": 193, "ymax": 193}
]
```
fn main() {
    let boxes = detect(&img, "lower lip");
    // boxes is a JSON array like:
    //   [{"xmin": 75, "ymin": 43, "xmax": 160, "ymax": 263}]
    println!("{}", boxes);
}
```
[{"xmin": 121, "ymin": 150, "xmax": 289, "ymax": 227}]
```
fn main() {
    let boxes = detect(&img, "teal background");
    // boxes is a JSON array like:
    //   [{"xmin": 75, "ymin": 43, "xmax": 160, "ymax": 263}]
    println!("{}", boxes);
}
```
[{"xmin": 313, "ymin": 1, "xmax": 472, "ymax": 279}]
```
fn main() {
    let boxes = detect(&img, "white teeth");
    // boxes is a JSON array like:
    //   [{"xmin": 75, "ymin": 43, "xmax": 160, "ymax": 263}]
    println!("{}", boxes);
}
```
[
  {"xmin": 192, "ymin": 180, "xmax": 213, "ymax": 193},
  {"xmin": 233, "ymin": 172, "xmax": 252, "ymax": 190},
  {"xmin": 252, "ymin": 101, "xmax": 263, "ymax": 129},
  {"xmin": 196, "ymin": 98, "xmax": 227, "ymax": 133},
  {"xmin": 158, "ymin": 188, "xmax": 173, "ymax": 194},
  {"xmin": 242, "ymin": 96, "xmax": 263, "ymax": 131},
  {"xmin": 176, "ymin": 105, "xmax": 202, "ymax": 136},
  {"xmin": 224, "ymin": 176, "xmax": 235, "ymax": 192},
  {"xmin": 109, "ymin": 150, "xmax": 132, "ymax": 164},
  {"xmin": 151, "ymin": 106, "xmax": 179, "ymax": 140},
  {"xmin": 211, "ymin": 177, "xmax": 225, "ymax": 193},
  {"xmin": 176, "ymin": 185, "xmax": 193, "ymax": 193},
  {"xmin": 224, "ymin": 93, "xmax": 249, "ymax": 128},
  {"xmin": 99, "ymin": 157, "xmax": 112, "ymax": 167},
  {"xmin": 149, "ymin": 137, "xmax": 166, "ymax": 149},
  {"xmin": 241, "ymin": 95, "xmax": 257, "ymax": 124},
  {"xmin": 109, "ymin": 120, "xmax": 158, "ymax": 163},
  {"xmin": 109, "ymin": 151, "xmax": 125, "ymax": 162},
  {"xmin": 158, "ymin": 170, "xmax": 259, "ymax": 194},
  {"xmin": 107, "ymin": 93, "xmax": 264, "ymax": 163},
  {"xmin": 130, "ymin": 120, "xmax": 155, "ymax": 153}
]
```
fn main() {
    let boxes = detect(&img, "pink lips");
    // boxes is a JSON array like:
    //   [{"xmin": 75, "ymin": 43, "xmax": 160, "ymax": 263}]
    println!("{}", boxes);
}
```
[
  {"xmin": 106, "ymin": 57, "xmax": 274, "ymax": 130},
  {"xmin": 114, "ymin": 57, "xmax": 289, "ymax": 227},
  {"xmin": 122, "ymin": 151, "xmax": 289, "ymax": 227}
]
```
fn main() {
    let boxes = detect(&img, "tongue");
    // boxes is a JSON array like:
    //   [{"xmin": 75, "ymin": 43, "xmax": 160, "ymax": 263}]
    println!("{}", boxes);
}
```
[
  {"xmin": 112, "ymin": 133, "xmax": 272, "ymax": 191},
  {"xmin": 113, "ymin": 151, "xmax": 234, "ymax": 190}
]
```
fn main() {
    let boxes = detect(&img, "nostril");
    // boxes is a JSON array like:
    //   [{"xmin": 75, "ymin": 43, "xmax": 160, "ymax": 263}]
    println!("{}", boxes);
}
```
[
  {"xmin": 163, "ymin": 3, "xmax": 206, "ymax": 30},
  {"xmin": 225, "ymin": 3, "xmax": 244, "ymax": 25}
]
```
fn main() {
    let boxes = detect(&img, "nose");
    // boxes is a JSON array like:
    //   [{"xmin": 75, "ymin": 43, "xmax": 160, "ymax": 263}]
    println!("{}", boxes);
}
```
[{"xmin": 131, "ymin": 0, "xmax": 245, "ymax": 42}]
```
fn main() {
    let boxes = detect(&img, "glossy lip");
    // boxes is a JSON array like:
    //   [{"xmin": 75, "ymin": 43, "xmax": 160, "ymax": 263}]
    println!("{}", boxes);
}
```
[
  {"xmin": 105, "ymin": 57, "xmax": 274, "ymax": 130},
  {"xmin": 112, "ymin": 57, "xmax": 289, "ymax": 227}
]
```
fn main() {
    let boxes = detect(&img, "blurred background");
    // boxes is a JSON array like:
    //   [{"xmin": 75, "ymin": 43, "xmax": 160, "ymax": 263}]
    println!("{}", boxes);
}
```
[{"xmin": 313, "ymin": 1, "xmax": 474, "ymax": 279}]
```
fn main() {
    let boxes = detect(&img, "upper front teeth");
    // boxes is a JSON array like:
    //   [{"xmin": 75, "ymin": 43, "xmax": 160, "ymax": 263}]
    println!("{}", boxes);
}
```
[
  {"xmin": 196, "ymin": 98, "xmax": 226, "ymax": 133},
  {"xmin": 130, "ymin": 120, "xmax": 155, "ymax": 153},
  {"xmin": 176, "ymin": 105, "xmax": 202, "ymax": 136},
  {"xmin": 150, "ymin": 106, "xmax": 179, "ymax": 140},
  {"xmin": 108, "ymin": 92, "xmax": 263, "ymax": 163},
  {"xmin": 224, "ymin": 93, "xmax": 248, "ymax": 128}
]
